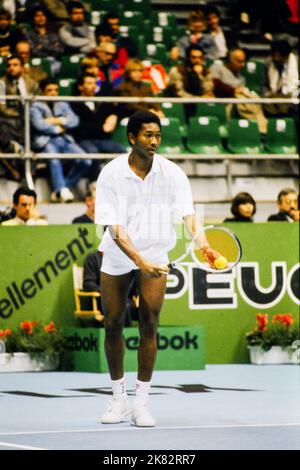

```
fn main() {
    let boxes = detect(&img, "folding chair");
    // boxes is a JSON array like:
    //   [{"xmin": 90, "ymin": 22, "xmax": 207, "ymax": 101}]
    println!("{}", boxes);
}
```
[{"xmin": 72, "ymin": 264, "xmax": 104, "ymax": 322}]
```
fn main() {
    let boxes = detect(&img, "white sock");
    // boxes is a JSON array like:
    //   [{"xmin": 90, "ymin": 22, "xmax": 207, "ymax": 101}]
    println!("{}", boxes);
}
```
[
  {"xmin": 111, "ymin": 377, "xmax": 127, "ymax": 399},
  {"xmin": 135, "ymin": 379, "xmax": 151, "ymax": 405}
]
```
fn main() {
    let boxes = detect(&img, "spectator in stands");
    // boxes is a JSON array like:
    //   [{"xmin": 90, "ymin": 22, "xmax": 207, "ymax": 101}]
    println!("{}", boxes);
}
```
[
  {"xmin": 0, "ymin": 54, "xmax": 39, "ymax": 179},
  {"xmin": 94, "ymin": 41, "xmax": 123, "ymax": 95},
  {"xmin": 30, "ymin": 77, "xmax": 91, "ymax": 203},
  {"xmin": 26, "ymin": 6, "xmax": 64, "ymax": 75},
  {"xmin": 210, "ymin": 48, "xmax": 267, "ymax": 133},
  {"xmin": 261, "ymin": 40, "xmax": 298, "ymax": 119},
  {"xmin": 117, "ymin": 59, "xmax": 164, "ymax": 120},
  {"xmin": 16, "ymin": 40, "xmax": 48, "ymax": 84},
  {"xmin": 168, "ymin": 45, "xmax": 214, "ymax": 98},
  {"xmin": 171, "ymin": 11, "xmax": 218, "ymax": 62},
  {"xmin": 71, "ymin": 74, "xmax": 126, "ymax": 181},
  {"xmin": 206, "ymin": 5, "xmax": 237, "ymax": 59},
  {"xmin": 97, "ymin": 12, "xmax": 138, "ymax": 66},
  {"xmin": 1, "ymin": 186, "xmax": 48, "ymax": 225},
  {"xmin": 224, "ymin": 192, "xmax": 256, "ymax": 222},
  {"xmin": 0, "ymin": 126, "xmax": 22, "ymax": 181},
  {"xmin": 72, "ymin": 187, "xmax": 95, "ymax": 224},
  {"xmin": 59, "ymin": 1, "xmax": 95, "ymax": 55},
  {"xmin": 0, "ymin": 7, "xmax": 24, "ymax": 56},
  {"xmin": 268, "ymin": 188, "xmax": 299, "ymax": 222}
]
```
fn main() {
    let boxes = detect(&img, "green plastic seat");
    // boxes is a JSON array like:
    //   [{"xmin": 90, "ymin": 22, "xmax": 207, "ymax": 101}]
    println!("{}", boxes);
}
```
[
  {"xmin": 159, "ymin": 117, "xmax": 186, "ymax": 154},
  {"xmin": 58, "ymin": 78, "xmax": 76, "ymax": 96},
  {"xmin": 122, "ymin": 11, "xmax": 144, "ymax": 33},
  {"xmin": 138, "ymin": 43, "xmax": 168, "ymax": 65},
  {"xmin": 265, "ymin": 118, "xmax": 298, "ymax": 154},
  {"xmin": 119, "ymin": 25, "xmax": 139, "ymax": 41},
  {"xmin": 240, "ymin": 60, "xmax": 264, "ymax": 94},
  {"xmin": 143, "ymin": 25, "xmax": 177, "ymax": 50},
  {"xmin": 186, "ymin": 116, "xmax": 224, "ymax": 154},
  {"xmin": 58, "ymin": 55, "xmax": 82, "ymax": 78},
  {"xmin": 122, "ymin": 0, "xmax": 151, "ymax": 14},
  {"xmin": 196, "ymin": 103, "xmax": 228, "ymax": 138},
  {"xmin": 227, "ymin": 119, "xmax": 264, "ymax": 154},
  {"xmin": 30, "ymin": 57, "xmax": 52, "ymax": 77},
  {"xmin": 112, "ymin": 119, "xmax": 132, "ymax": 152}
]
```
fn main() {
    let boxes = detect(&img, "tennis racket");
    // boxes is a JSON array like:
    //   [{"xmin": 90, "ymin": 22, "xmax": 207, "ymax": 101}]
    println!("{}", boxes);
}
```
[{"xmin": 168, "ymin": 225, "xmax": 242, "ymax": 273}]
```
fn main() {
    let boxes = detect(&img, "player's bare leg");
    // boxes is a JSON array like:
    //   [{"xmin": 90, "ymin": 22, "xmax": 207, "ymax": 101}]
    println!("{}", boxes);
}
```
[
  {"xmin": 132, "ymin": 272, "xmax": 167, "ymax": 427},
  {"xmin": 100, "ymin": 271, "xmax": 134, "ymax": 424}
]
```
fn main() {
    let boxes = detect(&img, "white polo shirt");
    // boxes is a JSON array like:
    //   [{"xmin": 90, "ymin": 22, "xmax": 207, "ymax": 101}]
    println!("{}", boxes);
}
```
[{"xmin": 95, "ymin": 153, "xmax": 194, "ymax": 273}]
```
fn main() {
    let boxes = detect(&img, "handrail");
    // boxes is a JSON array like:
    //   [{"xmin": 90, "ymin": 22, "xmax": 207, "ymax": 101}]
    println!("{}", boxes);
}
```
[{"xmin": 0, "ymin": 95, "xmax": 299, "ymax": 104}]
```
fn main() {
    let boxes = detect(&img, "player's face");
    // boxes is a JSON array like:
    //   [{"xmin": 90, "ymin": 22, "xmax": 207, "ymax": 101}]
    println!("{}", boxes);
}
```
[
  {"xmin": 278, "ymin": 193, "xmax": 298, "ymax": 214},
  {"xmin": 14, "ymin": 195, "xmax": 35, "ymax": 221},
  {"xmin": 238, "ymin": 203, "xmax": 254, "ymax": 218},
  {"xmin": 131, "ymin": 123, "xmax": 161, "ymax": 159}
]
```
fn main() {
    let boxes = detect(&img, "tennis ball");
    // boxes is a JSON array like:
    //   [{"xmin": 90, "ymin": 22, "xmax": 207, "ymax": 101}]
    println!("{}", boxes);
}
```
[{"xmin": 214, "ymin": 256, "xmax": 228, "ymax": 270}]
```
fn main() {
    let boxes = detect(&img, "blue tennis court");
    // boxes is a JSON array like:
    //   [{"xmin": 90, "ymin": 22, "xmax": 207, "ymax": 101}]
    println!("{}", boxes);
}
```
[{"xmin": 0, "ymin": 365, "xmax": 299, "ymax": 450}]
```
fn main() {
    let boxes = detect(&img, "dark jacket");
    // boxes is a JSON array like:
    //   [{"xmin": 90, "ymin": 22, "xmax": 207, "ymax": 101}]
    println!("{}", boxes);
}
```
[
  {"xmin": 70, "ymin": 101, "xmax": 116, "ymax": 141},
  {"xmin": 83, "ymin": 251, "xmax": 103, "ymax": 293},
  {"xmin": 224, "ymin": 215, "xmax": 253, "ymax": 222},
  {"xmin": 267, "ymin": 211, "xmax": 293, "ymax": 222}
]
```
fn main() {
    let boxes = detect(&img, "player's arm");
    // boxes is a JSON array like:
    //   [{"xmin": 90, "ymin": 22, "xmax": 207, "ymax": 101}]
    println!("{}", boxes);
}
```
[
  {"xmin": 109, "ymin": 225, "xmax": 169, "ymax": 278},
  {"xmin": 183, "ymin": 214, "xmax": 221, "ymax": 268}
]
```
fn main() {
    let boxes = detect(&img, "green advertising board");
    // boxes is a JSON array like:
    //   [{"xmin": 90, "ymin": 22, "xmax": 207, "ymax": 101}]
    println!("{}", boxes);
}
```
[
  {"xmin": 64, "ymin": 326, "xmax": 205, "ymax": 373},
  {"xmin": 0, "ymin": 224, "xmax": 299, "ymax": 363}
]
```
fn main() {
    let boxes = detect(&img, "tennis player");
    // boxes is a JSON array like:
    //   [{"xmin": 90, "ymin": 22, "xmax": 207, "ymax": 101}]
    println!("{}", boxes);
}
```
[{"xmin": 95, "ymin": 111, "xmax": 218, "ymax": 427}]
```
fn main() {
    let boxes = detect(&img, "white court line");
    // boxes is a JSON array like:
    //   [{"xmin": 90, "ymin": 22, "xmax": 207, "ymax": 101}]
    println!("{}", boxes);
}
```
[
  {"xmin": 0, "ymin": 422, "xmax": 300, "ymax": 437},
  {"xmin": 0, "ymin": 441, "xmax": 47, "ymax": 450}
]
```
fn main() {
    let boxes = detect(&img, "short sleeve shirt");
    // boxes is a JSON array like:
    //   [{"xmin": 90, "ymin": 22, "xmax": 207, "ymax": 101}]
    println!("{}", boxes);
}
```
[{"xmin": 95, "ymin": 153, "xmax": 194, "ymax": 262}]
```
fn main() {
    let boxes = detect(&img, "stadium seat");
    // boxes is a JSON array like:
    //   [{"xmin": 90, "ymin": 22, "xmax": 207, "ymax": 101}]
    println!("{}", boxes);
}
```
[
  {"xmin": 122, "ymin": 0, "xmax": 151, "ymax": 14},
  {"xmin": 138, "ymin": 43, "xmax": 168, "ymax": 65},
  {"xmin": 72, "ymin": 264, "xmax": 104, "ymax": 322},
  {"xmin": 227, "ymin": 119, "xmax": 264, "ymax": 154},
  {"xmin": 240, "ymin": 60, "xmax": 264, "ymax": 94},
  {"xmin": 159, "ymin": 117, "xmax": 186, "ymax": 154},
  {"xmin": 186, "ymin": 117, "xmax": 225, "ymax": 154},
  {"xmin": 143, "ymin": 25, "xmax": 177, "ymax": 50},
  {"xmin": 59, "ymin": 78, "xmax": 76, "ymax": 96},
  {"xmin": 112, "ymin": 118, "xmax": 132, "ymax": 152},
  {"xmin": 30, "ymin": 57, "xmax": 52, "ymax": 77},
  {"xmin": 119, "ymin": 25, "xmax": 139, "ymax": 41},
  {"xmin": 265, "ymin": 118, "xmax": 298, "ymax": 154},
  {"xmin": 196, "ymin": 103, "xmax": 228, "ymax": 138},
  {"xmin": 122, "ymin": 11, "xmax": 144, "ymax": 33},
  {"xmin": 58, "ymin": 55, "xmax": 83, "ymax": 78},
  {"xmin": 0, "ymin": 57, "xmax": 5, "ymax": 76},
  {"xmin": 161, "ymin": 103, "xmax": 185, "ymax": 124}
]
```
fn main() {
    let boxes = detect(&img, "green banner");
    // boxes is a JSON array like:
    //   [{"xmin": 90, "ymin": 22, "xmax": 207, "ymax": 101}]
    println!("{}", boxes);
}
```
[
  {"xmin": 0, "ymin": 224, "xmax": 299, "ymax": 363},
  {"xmin": 64, "ymin": 326, "xmax": 205, "ymax": 373}
]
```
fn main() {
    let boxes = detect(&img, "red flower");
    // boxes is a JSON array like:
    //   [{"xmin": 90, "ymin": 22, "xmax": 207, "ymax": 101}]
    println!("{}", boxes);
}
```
[
  {"xmin": 256, "ymin": 313, "xmax": 268, "ymax": 331},
  {"xmin": 44, "ymin": 321, "xmax": 56, "ymax": 333},
  {"xmin": 20, "ymin": 321, "xmax": 39, "ymax": 334},
  {"xmin": 272, "ymin": 314, "xmax": 294, "ymax": 327},
  {"xmin": 0, "ymin": 329, "xmax": 12, "ymax": 338}
]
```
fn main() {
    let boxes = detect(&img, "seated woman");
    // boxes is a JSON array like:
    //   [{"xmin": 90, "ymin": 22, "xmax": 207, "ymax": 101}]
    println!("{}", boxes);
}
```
[
  {"xmin": 116, "ymin": 59, "xmax": 165, "ymax": 119},
  {"xmin": 224, "ymin": 192, "xmax": 256, "ymax": 222}
]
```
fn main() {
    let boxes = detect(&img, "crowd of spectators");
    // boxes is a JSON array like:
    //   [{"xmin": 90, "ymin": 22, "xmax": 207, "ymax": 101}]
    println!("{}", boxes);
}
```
[{"xmin": 0, "ymin": 0, "xmax": 298, "ymax": 200}]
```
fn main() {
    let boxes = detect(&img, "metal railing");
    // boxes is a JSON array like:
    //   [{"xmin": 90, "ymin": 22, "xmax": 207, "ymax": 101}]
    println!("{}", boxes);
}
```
[{"xmin": 0, "ymin": 95, "xmax": 299, "ymax": 196}]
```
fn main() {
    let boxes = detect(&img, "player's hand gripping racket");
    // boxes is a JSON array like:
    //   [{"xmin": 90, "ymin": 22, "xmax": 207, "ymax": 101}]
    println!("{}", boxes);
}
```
[{"xmin": 168, "ymin": 225, "xmax": 242, "ymax": 273}]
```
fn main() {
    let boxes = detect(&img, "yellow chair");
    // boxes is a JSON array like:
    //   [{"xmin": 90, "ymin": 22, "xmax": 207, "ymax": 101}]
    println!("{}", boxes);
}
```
[{"xmin": 72, "ymin": 264, "xmax": 104, "ymax": 322}]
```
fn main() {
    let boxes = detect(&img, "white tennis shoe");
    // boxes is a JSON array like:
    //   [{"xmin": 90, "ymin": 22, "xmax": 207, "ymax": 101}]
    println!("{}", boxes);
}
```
[
  {"xmin": 132, "ymin": 403, "xmax": 156, "ymax": 427},
  {"xmin": 101, "ymin": 396, "xmax": 132, "ymax": 424}
]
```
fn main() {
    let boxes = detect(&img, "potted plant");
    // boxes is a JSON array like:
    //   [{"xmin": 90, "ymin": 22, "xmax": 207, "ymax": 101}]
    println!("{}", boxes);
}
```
[
  {"xmin": 0, "ymin": 320, "xmax": 72, "ymax": 372},
  {"xmin": 246, "ymin": 313, "xmax": 299, "ymax": 365}
]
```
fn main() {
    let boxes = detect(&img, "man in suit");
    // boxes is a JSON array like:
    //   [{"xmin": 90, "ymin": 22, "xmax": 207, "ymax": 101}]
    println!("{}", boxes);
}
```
[{"xmin": 268, "ymin": 188, "xmax": 299, "ymax": 222}]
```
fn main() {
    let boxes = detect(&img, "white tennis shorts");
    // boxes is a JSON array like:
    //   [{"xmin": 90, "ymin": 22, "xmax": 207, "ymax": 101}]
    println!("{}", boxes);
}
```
[{"xmin": 101, "ymin": 249, "xmax": 169, "ymax": 276}]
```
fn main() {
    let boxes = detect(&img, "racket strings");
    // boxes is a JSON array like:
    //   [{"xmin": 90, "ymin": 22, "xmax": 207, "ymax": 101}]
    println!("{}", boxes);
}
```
[{"xmin": 193, "ymin": 228, "xmax": 241, "ymax": 264}]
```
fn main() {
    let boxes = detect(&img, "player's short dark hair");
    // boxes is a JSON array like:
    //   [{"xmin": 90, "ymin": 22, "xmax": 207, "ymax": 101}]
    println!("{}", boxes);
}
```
[
  {"xmin": 271, "ymin": 40, "xmax": 292, "ymax": 57},
  {"xmin": 127, "ymin": 111, "xmax": 161, "ymax": 142},
  {"xmin": 231, "ymin": 192, "xmax": 256, "ymax": 216},
  {"xmin": 277, "ymin": 188, "xmax": 297, "ymax": 203},
  {"xmin": 40, "ymin": 77, "xmax": 58, "ymax": 91},
  {"xmin": 13, "ymin": 187, "xmax": 37, "ymax": 205},
  {"xmin": 67, "ymin": 1, "xmax": 85, "ymax": 15}
]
